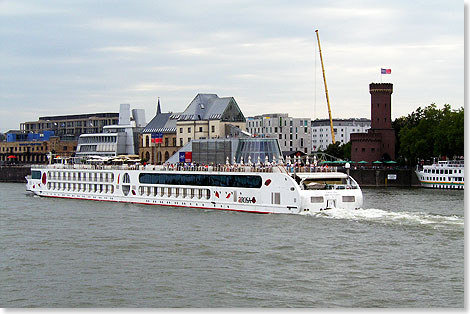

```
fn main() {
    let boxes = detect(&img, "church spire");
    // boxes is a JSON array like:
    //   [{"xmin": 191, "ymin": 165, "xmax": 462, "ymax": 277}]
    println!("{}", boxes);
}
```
[{"xmin": 156, "ymin": 97, "xmax": 161, "ymax": 115}]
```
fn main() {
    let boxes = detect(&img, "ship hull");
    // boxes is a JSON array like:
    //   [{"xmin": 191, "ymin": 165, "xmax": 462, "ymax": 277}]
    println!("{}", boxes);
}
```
[{"xmin": 26, "ymin": 165, "xmax": 363, "ymax": 214}]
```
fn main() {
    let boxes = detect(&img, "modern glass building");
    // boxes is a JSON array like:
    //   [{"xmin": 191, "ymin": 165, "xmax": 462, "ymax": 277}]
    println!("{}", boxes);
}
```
[
  {"xmin": 167, "ymin": 138, "xmax": 283, "ymax": 165},
  {"xmin": 235, "ymin": 138, "xmax": 282, "ymax": 164}
]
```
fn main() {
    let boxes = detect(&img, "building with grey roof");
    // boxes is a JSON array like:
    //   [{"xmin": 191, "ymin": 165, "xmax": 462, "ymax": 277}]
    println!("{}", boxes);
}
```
[
  {"xmin": 176, "ymin": 94, "xmax": 246, "ymax": 147},
  {"xmin": 140, "ymin": 94, "xmax": 247, "ymax": 164},
  {"xmin": 140, "ymin": 100, "xmax": 181, "ymax": 164}
]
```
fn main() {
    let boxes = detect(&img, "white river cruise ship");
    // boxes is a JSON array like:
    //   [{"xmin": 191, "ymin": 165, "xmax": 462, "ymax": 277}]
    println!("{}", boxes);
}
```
[
  {"xmin": 415, "ymin": 159, "xmax": 464, "ymax": 190},
  {"xmin": 25, "ymin": 162, "xmax": 363, "ymax": 214}
]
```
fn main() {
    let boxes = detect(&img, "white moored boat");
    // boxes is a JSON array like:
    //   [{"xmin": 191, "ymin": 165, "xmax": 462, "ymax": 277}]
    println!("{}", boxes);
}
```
[
  {"xmin": 25, "ymin": 161, "xmax": 363, "ymax": 214},
  {"xmin": 415, "ymin": 159, "xmax": 464, "ymax": 190}
]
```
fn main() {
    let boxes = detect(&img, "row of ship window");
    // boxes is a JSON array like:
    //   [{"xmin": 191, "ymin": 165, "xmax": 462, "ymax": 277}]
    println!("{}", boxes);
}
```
[
  {"xmin": 429, "ymin": 184, "xmax": 463, "ymax": 189},
  {"xmin": 45, "ymin": 181, "xmax": 213, "ymax": 199},
  {"xmin": 47, "ymin": 182, "xmax": 115, "ymax": 193},
  {"xmin": 45, "ymin": 172, "xmax": 264, "ymax": 189},
  {"xmin": 310, "ymin": 196, "xmax": 356, "ymax": 203},
  {"xmin": 424, "ymin": 176, "xmax": 464, "ymax": 182},
  {"xmin": 424, "ymin": 169, "xmax": 462, "ymax": 174},
  {"xmin": 138, "ymin": 173, "xmax": 262, "ymax": 188},
  {"xmin": 137, "ymin": 186, "xmax": 212, "ymax": 200},
  {"xmin": 48, "ymin": 171, "xmax": 114, "ymax": 182}
]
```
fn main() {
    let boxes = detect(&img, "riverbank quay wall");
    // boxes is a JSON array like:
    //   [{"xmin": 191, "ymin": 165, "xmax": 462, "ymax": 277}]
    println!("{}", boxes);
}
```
[
  {"xmin": 350, "ymin": 168, "xmax": 420, "ymax": 187},
  {"xmin": 0, "ymin": 166, "xmax": 31, "ymax": 183},
  {"xmin": 0, "ymin": 165, "xmax": 420, "ymax": 187}
]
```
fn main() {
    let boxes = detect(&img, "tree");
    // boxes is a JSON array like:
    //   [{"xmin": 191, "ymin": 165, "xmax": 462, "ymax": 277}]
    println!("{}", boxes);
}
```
[
  {"xmin": 324, "ymin": 142, "xmax": 342, "ymax": 159},
  {"xmin": 323, "ymin": 141, "xmax": 351, "ymax": 160},
  {"xmin": 342, "ymin": 141, "xmax": 352, "ymax": 160},
  {"xmin": 395, "ymin": 104, "xmax": 464, "ymax": 165}
]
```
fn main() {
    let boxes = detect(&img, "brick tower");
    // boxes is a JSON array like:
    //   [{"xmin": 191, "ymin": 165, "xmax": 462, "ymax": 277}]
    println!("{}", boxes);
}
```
[
  {"xmin": 350, "ymin": 83, "xmax": 396, "ymax": 162},
  {"xmin": 370, "ymin": 83, "xmax": 393, "ymax": 129}
]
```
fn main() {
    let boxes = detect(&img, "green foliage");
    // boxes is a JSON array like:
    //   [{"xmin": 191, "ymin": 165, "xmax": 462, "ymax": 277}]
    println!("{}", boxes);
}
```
[
  {"xmin": 323, "ymin": 141, "xmax": 351, "ymax": 160},
  {"xmin": 324, "ymin": 142, "xmax": 342, "ymax": 158},
  {"xmin": 394, "ymin": 104, "xmax": 464, "ymax": 165},
  {"xmin": 342, "ymin": 141, "xmax": 352, "ymax": 160}
]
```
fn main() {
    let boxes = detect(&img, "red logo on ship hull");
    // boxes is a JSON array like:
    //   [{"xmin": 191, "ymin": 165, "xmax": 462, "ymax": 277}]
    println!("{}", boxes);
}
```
[{"xmin": 238, "ymin": 196, "xmax": 256, "ymax": 204}]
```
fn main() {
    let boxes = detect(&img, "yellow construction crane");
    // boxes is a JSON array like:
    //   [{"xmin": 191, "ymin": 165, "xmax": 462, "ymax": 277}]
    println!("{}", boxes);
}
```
[{"xmin": 315, "ymin": 29, "xmax": 335, "ymax": 144}]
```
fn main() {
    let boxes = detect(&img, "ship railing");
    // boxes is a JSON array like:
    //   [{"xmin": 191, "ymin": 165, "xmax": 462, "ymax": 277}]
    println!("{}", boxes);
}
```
[
  {"xmin": 31, "ymin": 163, "xmax": 341, "ymax": 174},
  {"xmin": 286, "ymin": 166, "xmax": 338, "ymax": 173}
]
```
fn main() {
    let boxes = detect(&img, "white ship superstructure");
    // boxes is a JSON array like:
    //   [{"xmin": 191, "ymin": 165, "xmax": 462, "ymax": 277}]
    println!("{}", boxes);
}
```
[
  {"xmin": 415, "ymin": 159, "xmax": 464, "ymax": 189},
  {"xmin": 25, "ymin": 163, "xmax": 363, "ymax": 214}
]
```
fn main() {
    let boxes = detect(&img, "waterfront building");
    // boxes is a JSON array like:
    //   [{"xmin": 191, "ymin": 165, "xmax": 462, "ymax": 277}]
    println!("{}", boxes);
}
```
[
  {"xmin": 246, "ymin": 114, "xmax": 312, "ymax": 155},
  {"xmin": 350, "ymin": 83, "xmax": 396, "ymax": 162},
  {"xmin": 176, "ymin": 94, "xmax": 246, "ymax": 147},
  {"xmin": 140, "ymin": 101, "xmax": 181, "ymax": 164},
  {"xmin": 21, "ymin": 112, "xmax": 119, "ymax": 141},
  {"xmin": 75, "ymin": 104, "xmax": 146, "ymax": 157},
  {"xmin": 0, "ymin": 131, "xmax": 76, "ymax": 164},
  {"xmin": 311, "ymin": 118, "xmax": 371, "ymax": 151}
]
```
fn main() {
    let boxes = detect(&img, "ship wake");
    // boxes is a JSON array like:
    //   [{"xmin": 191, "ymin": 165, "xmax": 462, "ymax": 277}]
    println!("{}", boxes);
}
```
[{"xmin": 303, "ymin": 207, "xmax": 463, "ymax": 230}]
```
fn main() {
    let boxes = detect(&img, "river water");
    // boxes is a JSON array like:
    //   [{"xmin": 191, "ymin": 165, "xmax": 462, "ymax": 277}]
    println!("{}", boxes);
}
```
[{"xmin": 0, "ymin": 183, "xmax": 464, "ymax": 308}]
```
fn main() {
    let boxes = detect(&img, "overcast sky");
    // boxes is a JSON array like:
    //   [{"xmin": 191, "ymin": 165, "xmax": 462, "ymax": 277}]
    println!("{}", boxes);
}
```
[{"xmin": 0, "ymin": 0, "xmax": 464, "ymax": 132}]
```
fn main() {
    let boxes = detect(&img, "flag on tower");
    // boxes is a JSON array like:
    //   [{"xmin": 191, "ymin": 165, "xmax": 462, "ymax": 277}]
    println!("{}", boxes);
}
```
[{"xmin": 381, "ymin": 68, "xmax": 391, "ymax": 74}]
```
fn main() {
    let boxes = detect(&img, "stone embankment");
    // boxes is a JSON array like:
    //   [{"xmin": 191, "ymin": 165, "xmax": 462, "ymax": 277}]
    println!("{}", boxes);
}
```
[
  {"xmin": 0, "ymin": 166, "xmax": 31, "ymax": 183},
  {"xmin": 350, "ymin": 168, "xmax": 421, "ymax": 187}
]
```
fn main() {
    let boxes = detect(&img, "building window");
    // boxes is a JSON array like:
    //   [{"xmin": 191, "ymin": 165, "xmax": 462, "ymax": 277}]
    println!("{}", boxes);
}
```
[
  {"xmin": 199, "ymin": 127, "xmax": 203, "ymax": 132},
  {"xmin": 188, "ymin": 127, "xmax": 191, "ymax": 133},
  {"xmin": 211, "ymin": 125, "xmax": 215, "ymax": 133},
  {"xmin": 180, "ymin": 128, "xmax": 183, "ymax": 133},
  {"xmin": 180, "ymin": 138, "xmax": 183, "ymax": 146}
]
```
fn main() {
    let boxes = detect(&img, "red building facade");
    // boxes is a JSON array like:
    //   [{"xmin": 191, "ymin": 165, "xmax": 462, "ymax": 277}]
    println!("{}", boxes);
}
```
[{"xmin": 351, "ymin": 83, "xmax": 396, "ymax": 162}]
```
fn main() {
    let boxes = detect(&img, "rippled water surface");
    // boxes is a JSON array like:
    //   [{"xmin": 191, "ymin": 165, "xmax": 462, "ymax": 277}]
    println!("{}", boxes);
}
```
[{"xmin": 0, "ymin": 183, "xmax": 464, "ymax": 307}]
